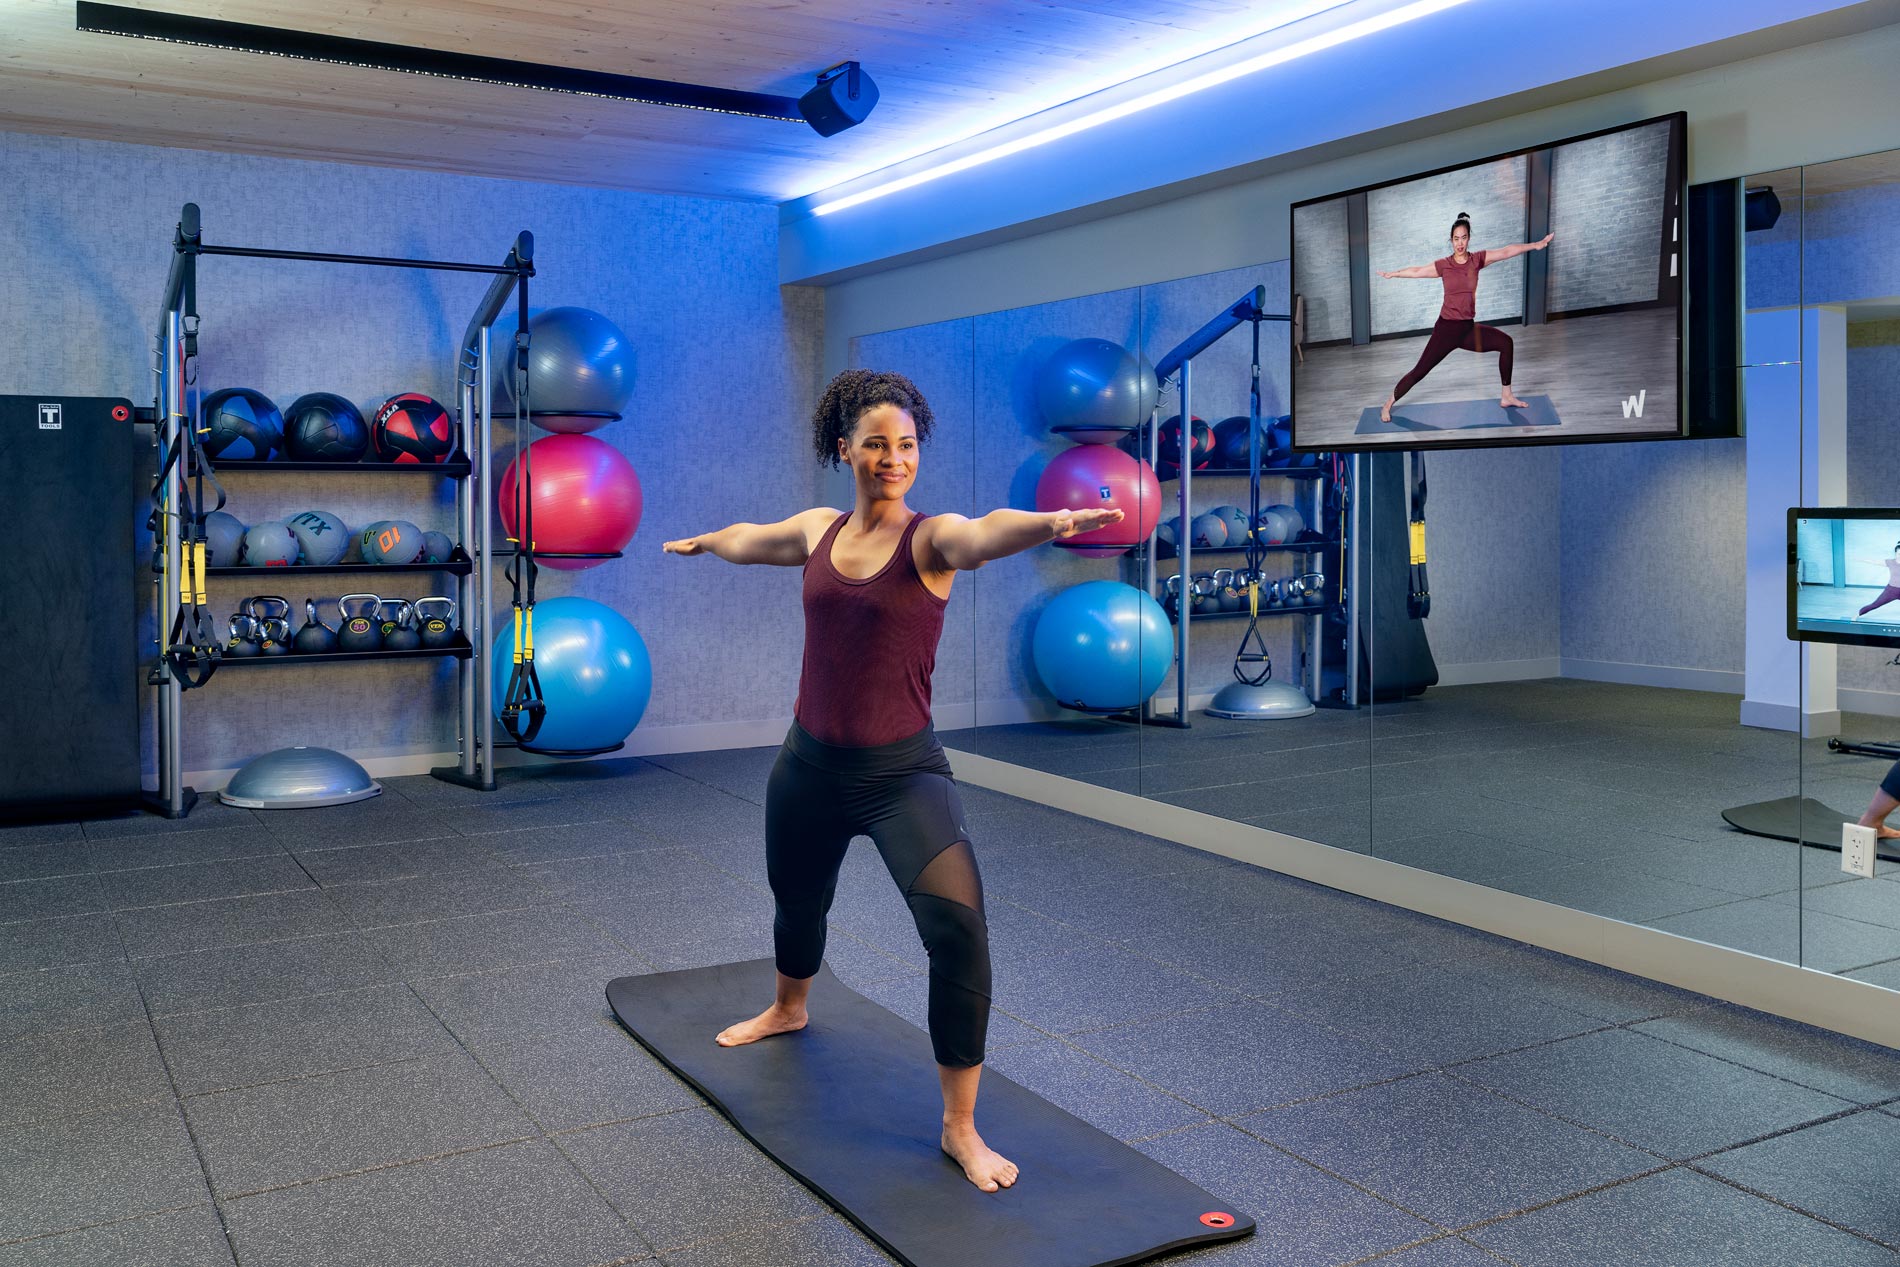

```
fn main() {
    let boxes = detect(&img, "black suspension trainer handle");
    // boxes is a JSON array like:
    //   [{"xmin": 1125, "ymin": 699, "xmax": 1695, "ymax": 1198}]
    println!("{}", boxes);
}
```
[
  {"xmin": 499, "ymin": 268, "xmax": 546, "ymax": 745},
  {"xmin": 1407, "ymin": 450, "xmax": 1431, "ymax": 620}
]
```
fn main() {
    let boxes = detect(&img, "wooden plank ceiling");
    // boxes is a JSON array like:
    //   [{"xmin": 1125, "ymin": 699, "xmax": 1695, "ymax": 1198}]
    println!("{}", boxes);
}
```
[{"xmin": 0, "ymin": 0, "xmax": 1277, "ymax": 201}]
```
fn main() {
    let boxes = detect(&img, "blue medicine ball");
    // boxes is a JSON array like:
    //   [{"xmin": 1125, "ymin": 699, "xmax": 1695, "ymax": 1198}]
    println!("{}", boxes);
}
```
[
  {"xmin": 490, "ymin": 597, "xmax": 651, "ymax": 752},
  {"xmin": 1031, "ymin": 581, "xmax": 1172, "ymax": 713},
  {"xmin": 200, "ymin": 388, "xmax": 282, "ymax": 460}
]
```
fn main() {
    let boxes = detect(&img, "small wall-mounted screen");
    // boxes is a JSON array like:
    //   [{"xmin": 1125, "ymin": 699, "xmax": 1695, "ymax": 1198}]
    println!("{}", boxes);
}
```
[
  {"xmin": 1788, "ymin": 510, "xmax": 1900, "ymax": 648},
  {"xmin": 1290, "ymin": 112, "xmax": 1686, "ymax": 452}
]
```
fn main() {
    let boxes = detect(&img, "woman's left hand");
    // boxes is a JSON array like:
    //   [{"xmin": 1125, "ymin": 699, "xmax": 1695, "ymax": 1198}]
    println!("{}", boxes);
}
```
[
  {"xmin": 1535, "ymin": 232, "xmax": 1554, "ymax": 249},
  {"xmin": 1050, "ymin": 508, "xmax": 1126, "ymax": 539}
]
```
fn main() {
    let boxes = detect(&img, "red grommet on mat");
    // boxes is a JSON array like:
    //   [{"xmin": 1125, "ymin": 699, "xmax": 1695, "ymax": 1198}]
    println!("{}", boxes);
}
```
[
  {"xmin": 1199, "ymin": 1212, "xmax": 1235, "ymax": 1228},
  {"xmin": 111, "ymin": 405, "xmax": 130, "ymax": 421}
]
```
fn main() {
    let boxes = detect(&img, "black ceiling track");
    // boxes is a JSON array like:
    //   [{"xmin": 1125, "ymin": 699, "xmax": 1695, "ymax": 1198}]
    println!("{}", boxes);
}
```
[{"xmin": 75, "ymin": 1, "xmax": 805, "ymax": 122}]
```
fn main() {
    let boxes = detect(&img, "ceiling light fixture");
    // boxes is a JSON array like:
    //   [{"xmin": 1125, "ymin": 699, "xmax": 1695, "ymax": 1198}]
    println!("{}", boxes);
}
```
[
  {"xmin": 807, "ymin": 0, "xmax": 1474, "ymax": 217},
  {"xmin": 74, "ymin": 1, "xmax": 877, "ymax": 135}
]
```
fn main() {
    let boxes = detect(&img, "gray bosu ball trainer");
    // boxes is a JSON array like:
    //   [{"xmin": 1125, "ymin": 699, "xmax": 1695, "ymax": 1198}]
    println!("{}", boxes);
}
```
[
  {"xmin": 221, "ymin": 746, "xmax": 382, "ymax": 809},
  {"xmin": 1207, "ymin": 678, "xmax": 1316, "ymax": 720}
]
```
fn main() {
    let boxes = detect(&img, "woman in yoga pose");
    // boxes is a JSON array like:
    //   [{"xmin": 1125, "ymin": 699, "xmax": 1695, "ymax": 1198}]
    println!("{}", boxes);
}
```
[
  {"xmin": 662, "ymin": 369, "xmax": 1121, "ymax": 1194},
  {"xmin": 1851, "ymin": 541, "xmax": 1900, "ymax": 620},
  {"xmin": 1376, "ymin": 212, "xmax": 1554, "ymax": 422}
]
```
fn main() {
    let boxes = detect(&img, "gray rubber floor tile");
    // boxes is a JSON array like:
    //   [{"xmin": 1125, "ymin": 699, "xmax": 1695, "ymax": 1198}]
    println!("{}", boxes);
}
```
[
  {"xmin": 1372, "ymin": 830, "xmax": 1572, "ymax": 887},
  {"xmin": 1788, "ymin": 875, "xmax": 1900, "ymax": 931},
  {"xmin": 0, "ymin": 842, "xmax": 87, "ymax": 883},
  {"xmin": 1134, "ymin": 1120, "xmax": 1441, "ymax": 1266},
  {"xmin": 853, "ymin": 974, "xmax": 1045, "ymax": 1052},
  {"xmin": 99, "ymin": 855, "xmax": 315, "ymax": 912},
  {"xmin": 0, "ymin": 1020, "xmax": 170, "ymax": 1128},
  {"xmin": 1490, "ymin": 859, "xmax": 1739, "ymax": 925},
  {"xmin": 993, "ymin": 941, "xmax": 1244, "ymax": 1035},
  {"xmin": 0, "ymin": 912, "xmax": 125, "ymax": 975},
  {"xmin": 436, "ymin": 797, "xmax": 624, "ymax": 836},
  {"xmin": 1467, "ymin": 1166, "xmax": 1898, "ymax": 1266},
  {"xmin": 0, "ymin": 820, "xmax": 86, "ymax": 849},
  {"xmin": 1071, "ymin": 1001, "xmax": 1428, "ymax": 1116},
  {"xmin": 0, "ymin": 873, "xmax": 107, "ymax": 925},
  {"xmin": 1115, "ymin": 913, "xmax": 1402, "ymax": 997},
  {"xmin": 476, "ymin": 1023, "xmax": 702, "ymax": 1132},
  {"xmin": 133, "ymin": 933, "xmax": 400, "ymax": 1017},
  {"xmin": 985, "ymin": 897, "xmax": 1118, "ymax": 966},
  {"xmin": 1844, "ymin": 957, "xmax": 1900, "ymax": 990},
  {"xmin": 220, "ymin": 1138, "xmax": 645, "ymax": 1267},
  {"xmin": 1153, "ymin": 767, "xmax": 1372, "ymax": 820},
  {"xmin": 155, "ymin": 983, "xmax": 458, "ymax": 1095},
  {"xmin": 1242, "ymin": 1072, "xmax": 1657, "ymax": 1227},
  {"xmin": 1697, "ymin": 1110, "xmax": 1900, "ymax": 1244},
  {"xmin": 0, "ymin": 959, "xmax": 145, "ymax": 1042},
  {"xmin": 1606, "ymin": 834, "xmax": 1806, "ymax": 900},
  {"xmin": 1368, "ymin": 1237, "xmax": 1512, "ymax": 1265},
  {"xmin": 0, "ymin": 1205, "xmax": 232, "ymax": 1267},
  {"xmin": 1652, "ymin": 897, "xmax": 1900, "ymax": 973},
  {"xmin": 560, "ymin": 1107, "xmax": 823, "ymax": 1252},
  {"xmin": 481, "ymin": 818, "xmax": 679, "ymax": 866},
  {"xmin": 326, "ymin": 866, "xmax": 559, "ymax": 929},
  {"xmin": 520, "ymin": 846, "xmax": 732, "ymax": 902},
  {"xmin": 358, "ymin": 905, "xmax": 626, "ymax": 976},
  {"xmin": 660, "ymin": 1215, "xmax": 894, "ymax": 1267},
  {"xmin": 290, "ymin": 835, "xmax": 507, "ymax": 887},
  {"xmin": 1455, "ymin": 1028, "xmax": 1854, "ymax": 1159},
  {"xmin": 1252, "ymin": 959, "xmax": 1607, "ymax": 1067},
  {"xmin": 413, "ymin": 952, "xmax": 650, "ymax": 1048},
  {"xmin": 380, "ymin": 770, "xmax": 571, "ymax": 806},
  {"xmin": 982, "ymin": 1037, "xmax": 1211, "ymax": 1141},
  {"xmin": 0, "ymin": 1101, "xmax": 208, "ymax": 1243},
  {"xmin": 1456, "ymin": 942, "xmax": 1706, "ymax": 1024},
  {"xmin": 82, "ymin": 801, "xmax": 259, "ymax": 840},
  {"xmin": 185, "ymin": 1050, "xmax": 538, "ymax": 1197},
  {"xmin": 85, "ymin": 827, "xmax": 285, "ymax": 875},
  {"xmin": 1634, "ymin": 1005, "xmax": 1900, "ymax": 1104},
  {"xmin": 114, "ymin": 888, "xmax": 353, "ymax": 959},
  {"xmin": 248, "ymin": 795, "xmax": 462, "ymax": 846}
]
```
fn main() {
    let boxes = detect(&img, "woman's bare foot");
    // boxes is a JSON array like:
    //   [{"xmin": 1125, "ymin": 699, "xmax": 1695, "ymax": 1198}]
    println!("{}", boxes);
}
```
[
  {"xmin": 714, "ymin": 1003, "xmax": 808, "ymax": 1047},
  {"xmin": 942, "ymin": 1119, "xmax": 1018, "ymax": 1192},
  {"xmin": 1500, "ymin": 389, "xmax": 1529, "ymax": 409},
  {"xmin": 1380, "ymin": 397, "xmax": 1395, "ymax": 422},
  {"xmin": 1879, "ymin": 825, "xmax": 1900, "ymax": 841}
]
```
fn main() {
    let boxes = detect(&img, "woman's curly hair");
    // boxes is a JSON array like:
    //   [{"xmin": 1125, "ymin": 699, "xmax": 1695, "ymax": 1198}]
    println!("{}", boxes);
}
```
[{"xmin": 811, "ymin": 369, "xmax": 935, "ymax": 468}]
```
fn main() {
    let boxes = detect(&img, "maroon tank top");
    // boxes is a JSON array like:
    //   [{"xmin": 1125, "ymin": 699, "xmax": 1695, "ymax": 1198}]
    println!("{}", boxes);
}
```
[{"xmin": 794, "ymin": 511, "xmax": 949, "ymax": 747}]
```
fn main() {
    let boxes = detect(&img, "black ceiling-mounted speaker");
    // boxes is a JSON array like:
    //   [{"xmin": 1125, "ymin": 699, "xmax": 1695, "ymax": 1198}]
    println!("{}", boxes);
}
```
[
  {"xmin": 799, "ymin": 61, "xmax": 878, "ymax": 137},
  {"xmin": 1744, "ymin": 186, "xmax": 1782, "ymax": 232}
]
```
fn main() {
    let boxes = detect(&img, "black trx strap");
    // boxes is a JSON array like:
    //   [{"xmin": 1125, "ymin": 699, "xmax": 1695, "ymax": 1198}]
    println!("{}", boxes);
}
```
[
  {"xmin": 499, "ymin": 285, "xmax": 546, "ymax": 746},
  {"xmin": 1407, "ymin": 450, "xmax": 1430, "ymax": 620},
  {"xmin": 1232, "ymin": 305, "xmax": 1275, "ymax": 687}
]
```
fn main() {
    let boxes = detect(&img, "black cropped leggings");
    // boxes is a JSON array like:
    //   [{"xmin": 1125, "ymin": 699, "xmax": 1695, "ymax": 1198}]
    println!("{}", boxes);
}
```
[
  {"xmin": 1393, "ymin": 317, "xmax": 1515, "ymax": 402},
  {"xmin": 766, "ymin": 721, "xmax": 990, "ymax": 1068}
]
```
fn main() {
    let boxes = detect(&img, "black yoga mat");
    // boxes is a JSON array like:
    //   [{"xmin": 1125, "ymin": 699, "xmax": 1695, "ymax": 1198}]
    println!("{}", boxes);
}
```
[
  {"xmin": 606, "ymin": 961, "xmax": 1254, "ymax": 1267},
  {"xmin": 1354, "ymin": 393, "xmax": 1561, "ymax": 435},
  {"xmin": 1721, "ymin": 796, "xmax": 1900, "ymax": 862}
]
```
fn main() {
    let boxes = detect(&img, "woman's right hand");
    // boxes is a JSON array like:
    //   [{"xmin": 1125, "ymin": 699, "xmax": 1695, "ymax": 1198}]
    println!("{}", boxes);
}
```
[
  {"xmin": 662, "ymin": 537, "xmax": 704, "ymax": 555},
  {"xmin": 1377, "ymin": 270, "xmax": 1395, "ymax": 279}
]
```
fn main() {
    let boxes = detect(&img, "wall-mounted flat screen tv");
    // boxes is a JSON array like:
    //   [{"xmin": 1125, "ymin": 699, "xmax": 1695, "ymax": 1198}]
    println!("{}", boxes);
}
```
[
  {"xmin": 1291, "ymin": 112, "xmax": 1686, "ymax": 452},
  {"xmin": 1789, "ymin": 509, "xmax": 1900, "ymax": 649}
]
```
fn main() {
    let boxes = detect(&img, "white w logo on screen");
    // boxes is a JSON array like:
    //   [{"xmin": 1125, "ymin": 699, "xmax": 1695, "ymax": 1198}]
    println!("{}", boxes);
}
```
[{"xmin": 1621, "ymin": 390, "xmax": 1647, "ymax": 419}]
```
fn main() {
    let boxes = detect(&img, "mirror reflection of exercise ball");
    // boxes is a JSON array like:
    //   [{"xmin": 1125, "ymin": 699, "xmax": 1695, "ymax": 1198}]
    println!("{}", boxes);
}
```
[
  {"xmin": 1034, "ymin": 445, "xmax": 1161, "ymax": 557},
  {"xmin": 490, "ymin": 597, "xmax": 651, "ymax": 752},
  {"xmin": 1035, "ymin": 338, "xmax": 1159, "ymax": 442},
  {"xmin": 1031, "ymin": 580, "xmax": 1172, "ymax": 712}
]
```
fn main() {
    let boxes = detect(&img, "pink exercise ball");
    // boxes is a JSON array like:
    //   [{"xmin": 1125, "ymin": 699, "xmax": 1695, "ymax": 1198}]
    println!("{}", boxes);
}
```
[
  {"xmin": 498, "ymin": 434, "xmax": 642, "ymax": 570},
  {"xmin": 1034, "ymin": 445, "xmax": 1161, "ymax": 558}
]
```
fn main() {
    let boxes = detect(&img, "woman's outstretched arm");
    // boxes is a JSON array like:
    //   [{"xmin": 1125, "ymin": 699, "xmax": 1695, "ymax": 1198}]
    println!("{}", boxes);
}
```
[
  {"xmin": 663, "ymin": 507, "xmax": 836, "ymax": 565},
  {"xmin": 926, "ymin": 508, "xmax": 1125, "ymax": 570},
  {"xmin": 1376, "ymin": 264, "xmax": 1440, "ymax": 279},
  {"xmin": 1479, "ymin": 232, "xmax": 1555, "ymax": 265}
]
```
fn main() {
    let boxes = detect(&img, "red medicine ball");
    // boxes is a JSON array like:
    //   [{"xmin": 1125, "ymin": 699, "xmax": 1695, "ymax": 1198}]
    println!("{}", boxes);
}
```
[{"xmin": 371, "ymin": 393, "xmax": 455, "ymax": 464}]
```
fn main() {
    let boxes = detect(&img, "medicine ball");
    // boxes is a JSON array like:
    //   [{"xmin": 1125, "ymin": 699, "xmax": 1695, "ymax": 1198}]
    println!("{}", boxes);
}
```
[
  {"xmin": 1264, "ymin": 503, "xmax": 1304, "ymax": 540},
  {"xmin": 360, "ymin": 519, "xmax": 425, "ymax": 564},
  {"xmin": 371, "ymin": 393, "xmax": 455, "ymax": 464},
  {"xmin": 285, "ymin": 510, "xmax": 348, "ymax": 565},
  {"xmin": 284, "ymin": 393, "xmax": 370, "ymax": 461},
  {"xmin": 1213, "ymin": 505, "xmax": 1250, "ymax": 545},
  {"xmin": 1155, "ymin": 415, "xmax": 1214, "ymax": 481},
  {"xmin": 200, "ymin": 388, "xmax": 282, "ymax": 461},
  {"xmin": 242, "ymin": 521, "xmax": 299, "ymax": 567},
  {"xmin": 203, "ymin": 511, "xmax": 247, "ymax": 567},
  {"xmin": 421, "ymin": 530, "xmax": 456, "ymax": 564},
  {"xmin": 1190, "ymin": 512, "xmax": 1227, "ymax": 549}
]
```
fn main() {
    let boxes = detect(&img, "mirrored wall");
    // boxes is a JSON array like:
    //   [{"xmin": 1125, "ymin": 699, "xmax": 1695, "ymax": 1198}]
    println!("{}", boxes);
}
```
[{"xmin": 849, "ymin": 144, "xmax": 1900, "ymax": 993}]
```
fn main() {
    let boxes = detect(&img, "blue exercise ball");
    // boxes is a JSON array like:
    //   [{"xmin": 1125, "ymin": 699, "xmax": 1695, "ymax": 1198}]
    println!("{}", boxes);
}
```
[
  {"xmin": 490, "ymin": 597, "xmax": 651, "ymax": 752},
  {"xmin": 493, "ymin": 306, "xmax": 636, "ymax": 432},
  {"xmin": 1031, "ymin": 580, "xmax": 1172, "ymax": 712},
  {"xmin": 1034, "ymin": 338, "xmax": 1160, "ymax": 440}
]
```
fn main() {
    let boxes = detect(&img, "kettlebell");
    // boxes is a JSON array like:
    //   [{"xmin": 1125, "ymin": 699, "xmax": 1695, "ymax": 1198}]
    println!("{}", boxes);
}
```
[
  {"xmin": 257, "ymin": 616, "xmax": 293, "ymax": 656},
  {"xmin": 1284, "ymin": 576, "xmax": 1307, "ymax": 606},
  {"xmin": 1299, "ymin": 571, "xmax": 1326, "ymax": 606},
  {"xmin": 224, "ymin": 613, "xmax": 262, "ymax": 657},
  {"xmin": 1160, "ymin": 575, "xmax": 1183, "ymax": 622},
  {"xmin": 294, "ymin": 598, "xmax": 338, "ymax": 654},
  {"xmin": 1188, "ymin": 573, "xmax": 1218, "ymax": 614},
  {"xmin": 380, "ymin": 599, "xmax": 422, "ymax": 652},
  {"xmin": 337, "ymin": 594, "xmax": 383, "ymax": 653},
  {"xmin": 414, "ymin": 596, "xmax": 458, "ymax": 649},
  {"xmin": 1211, "ymin": 568, "xmax": 1241, "ymax": 613}
]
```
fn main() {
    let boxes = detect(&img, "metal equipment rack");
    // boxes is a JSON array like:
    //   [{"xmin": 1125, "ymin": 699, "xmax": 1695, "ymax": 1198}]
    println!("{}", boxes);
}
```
[{"xmin": 149, "ymin": 203, "xmax": 533, "ymax": 815}]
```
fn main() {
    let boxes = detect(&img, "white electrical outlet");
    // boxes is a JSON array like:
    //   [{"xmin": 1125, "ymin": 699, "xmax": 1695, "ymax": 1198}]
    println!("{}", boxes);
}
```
[{"xmin": 1841, "ymin": 823, "xmax": 1877, "ymax": 878}]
